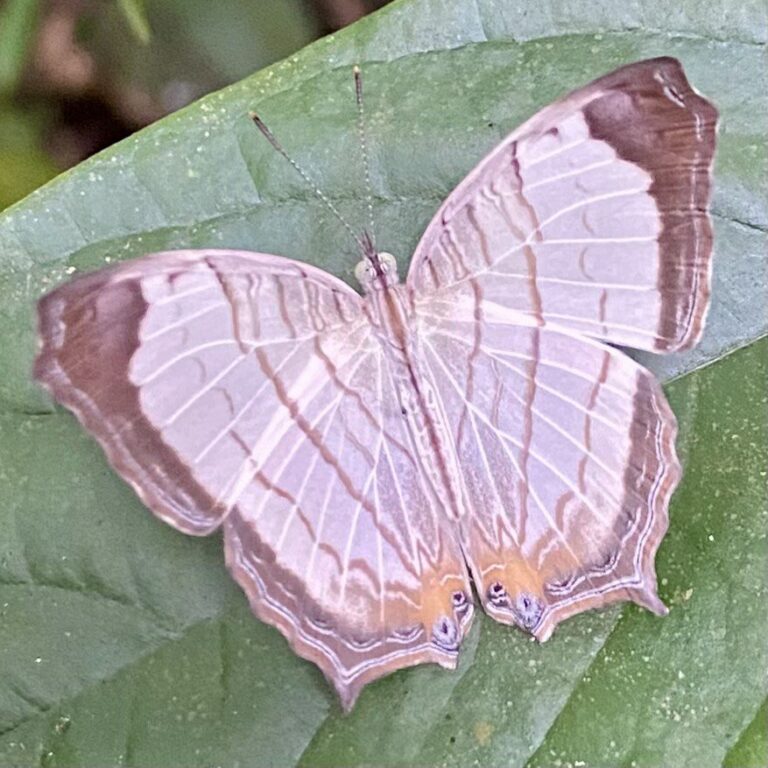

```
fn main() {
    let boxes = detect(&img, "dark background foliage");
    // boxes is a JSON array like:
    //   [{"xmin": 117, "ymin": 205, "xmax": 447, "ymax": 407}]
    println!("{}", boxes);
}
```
[{"xmin": 0, "ymin": 0, "xmax": 388, "ymax": 210}]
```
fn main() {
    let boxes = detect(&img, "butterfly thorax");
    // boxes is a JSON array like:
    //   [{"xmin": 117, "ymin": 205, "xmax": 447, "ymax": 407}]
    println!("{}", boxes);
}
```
[
  {"xmin": 360, "ymin": 253, "xmax": 410, "ymax": 353},
  {"xmin": 358, "ymin": 250, "xmax": 413, "ymax": 358},
  {"xmin": 358, "ymin": 257, "xmax": 468, "ymax": 524}
]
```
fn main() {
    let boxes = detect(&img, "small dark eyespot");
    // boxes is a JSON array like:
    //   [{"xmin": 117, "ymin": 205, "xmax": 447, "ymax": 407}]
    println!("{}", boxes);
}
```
[
  {"xmin": 515, "ymin": 593, "xmax": 544, "ymax": 631},
  {"xmin": 393, "ymin": 625, "xmax": 421, "ymax": 642},
  {"xmin": 596, "ymin": 548, "xmax": 618, "ymax": 571},
  {"xmin": 488, "ymin": 581, "xmax": 510, "ymax": 608},
  {"xmin": 546, "ymin": 572, "xmax": 578, "ymax": 596},
  {"xmin": 432, "ymin": 616, "xmax": 459, "ymax": 650},
  {"xmin": 349, "ymin": 633, "xmax": 377, "ymax": 650},
  {"xmin": 308, "ymin": 614, "xmax": 332, "ymax": 631},
  {"xmin": 451, "ymin": 590, "xmax": 466, "ymax": 606}
]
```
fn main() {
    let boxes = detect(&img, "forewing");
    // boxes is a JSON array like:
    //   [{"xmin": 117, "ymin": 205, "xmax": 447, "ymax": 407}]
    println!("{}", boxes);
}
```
[
  {"xmin": 35, "ymin": 249, "xmax": 472, "ymax": 709},
  {"xmin": 408, "ymin": 57, "xmax": 717, "ymax": 352},
  {"xmin": 416, "ymin": 296, "xmax": 679, "ymax": 640},
  {"xmin": 35, "ymin": 249, "xmax": 359, "ymax": 534}
]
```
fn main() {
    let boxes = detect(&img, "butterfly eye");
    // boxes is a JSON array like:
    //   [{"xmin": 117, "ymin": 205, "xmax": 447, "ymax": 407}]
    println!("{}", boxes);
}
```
[{"xmin": 353, "ymin": 259, "xmax": 375, "ymax": 286}]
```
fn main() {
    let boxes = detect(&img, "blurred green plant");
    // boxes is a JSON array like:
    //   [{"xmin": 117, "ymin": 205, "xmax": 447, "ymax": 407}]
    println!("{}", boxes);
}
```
[
  {"xmin": 0, "ymin": 106, "xmax": 58, "ymax": 209},
  {"xmin": 0, "ymin": 0, "xmax": 54, "ymax": 210},
  {"xmin": 116, "ymin": 0, "xmax": 152, "ymax": 45},
  {"xmin": 87, "ymin": 0, "xmax": 321, "ymax": 119},
  {"xmin": 0, "ymin": 0, "xmax": 40, "ymax": 95},
  {"xmin": 0, "ymin": 0, "xmax": 323, "ymax": 211}
]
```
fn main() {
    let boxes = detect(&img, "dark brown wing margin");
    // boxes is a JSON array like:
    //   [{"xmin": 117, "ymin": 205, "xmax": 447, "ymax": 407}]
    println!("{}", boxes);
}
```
[
  {"xmin": 583, "ymin": 57, "xmax": 718, "ymax": 351},
  {"xmin": 34, "ymin": 264, "xmax": 225, "ymax": 535}
]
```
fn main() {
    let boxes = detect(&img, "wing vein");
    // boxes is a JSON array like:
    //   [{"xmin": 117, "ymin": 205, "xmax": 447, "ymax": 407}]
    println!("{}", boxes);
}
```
[{"xmin": 422, "ymin": 335, "xmax": 622, "ymax": 561}]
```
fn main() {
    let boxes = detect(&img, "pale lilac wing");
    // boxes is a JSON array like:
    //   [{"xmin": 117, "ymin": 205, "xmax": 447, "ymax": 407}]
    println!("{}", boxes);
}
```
[
  {"xmin": 34, "ymin": 249, "xmax": 473, "ymax": 709},
  {"xmin": 408, "ymin": 57, "xmax": 718, "ymax": 352},
  {"xmin": 416, "ymin": 298, "xmax": 678, "ymax": 640}
]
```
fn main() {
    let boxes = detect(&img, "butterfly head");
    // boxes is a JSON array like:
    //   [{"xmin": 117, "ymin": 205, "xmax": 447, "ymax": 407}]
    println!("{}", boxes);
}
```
[{"xmin": 354, "ymin": 251, "xmax": 399, "ymax": 292}]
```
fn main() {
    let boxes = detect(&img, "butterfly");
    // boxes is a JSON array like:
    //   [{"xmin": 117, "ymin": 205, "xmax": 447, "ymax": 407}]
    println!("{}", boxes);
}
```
[{"xmin": 33, "ymin": 57, "xmax": 717, "ymax": 711}]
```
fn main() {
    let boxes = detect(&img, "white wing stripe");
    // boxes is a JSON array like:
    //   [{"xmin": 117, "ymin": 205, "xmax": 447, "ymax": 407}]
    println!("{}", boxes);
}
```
[
  {"xmin": 134, "ymin": 340, "xmax": 242, "ymax": 386},
  {"xmin": 192, "ymin": 341, "xmax": 309, "ymax": 464},
  {"xmin": 521, "ymin": 136, "xmax": 588, "ymax": 168},
  {"xmin": 423, "ymin": 337, "xmax": 594, "ymax": 561},
  {"xmin": 523, "ymin": 157, "xmax": 615, "ymax": 191},
  {"xmin": 161, "ymin": 352, "xmax": 250, "ymax": 428},
  {"xmin": 422, "ymin": 324, "xmax": 630, "ymax": 400},
  {"xmin": 482, "ymin": 270, "xmax": 658, "ymax": 292},
  {"xmin": 529, "ymin": 187, "xmax": 651, "ymax": 234},
  {"xmin": 423, "ymin": 339, "xmax": 621, "ymax": 559},
  {"xmin": 142, "ymin": 301, "xmax": 225, "ymax": 341}
]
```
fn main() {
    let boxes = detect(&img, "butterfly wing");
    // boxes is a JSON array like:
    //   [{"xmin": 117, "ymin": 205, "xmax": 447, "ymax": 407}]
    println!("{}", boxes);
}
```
[
  {"xmin": 415, "ymin": 300, "xmax": 677, "ymax": 639},
  {"xmin": 35, "ymin": 249, "xmax": 473, "ymax": 709},
  {"xmin": 407, "ymin": 57, "xmax": 715, "ymax": 638},
  {"xmin": 408, "ymin": 57, "xmax": 717, "ymax": 352}
]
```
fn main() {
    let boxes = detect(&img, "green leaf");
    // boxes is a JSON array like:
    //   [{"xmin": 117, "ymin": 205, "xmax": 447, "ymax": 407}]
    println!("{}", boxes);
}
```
[
  {"xmin": 724, "ymin": 698, "xmax": 768, "ymax": 768},
  {"xmin": 0, "ymin": 0, "xmax": 40, "ymax": 95},
  {"xmin": 0, "ymin": 1, "xmax": 765, "ymax": 766},
  {"xmin": 116, "ymin": 0, "xmax": 152, "ymax": 46}
]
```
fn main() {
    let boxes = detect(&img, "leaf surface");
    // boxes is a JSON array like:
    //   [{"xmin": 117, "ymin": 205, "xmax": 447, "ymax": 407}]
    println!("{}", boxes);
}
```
[{"xmin": 0, "ymin": 1, "xmax": 765, "ymax": 765}]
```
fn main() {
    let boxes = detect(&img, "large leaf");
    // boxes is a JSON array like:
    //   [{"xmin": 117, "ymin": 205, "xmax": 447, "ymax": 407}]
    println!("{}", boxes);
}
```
[{"xmin": 0, "ymin": 0, "xmax": 766, "ymax": 766}]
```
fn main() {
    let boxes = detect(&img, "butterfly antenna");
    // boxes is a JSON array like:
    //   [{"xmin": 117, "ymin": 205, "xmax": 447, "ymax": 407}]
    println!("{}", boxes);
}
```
[
  {"xmin": 353, "ymin": 65, "xmax": 377, "ymax": 251},
  {"xmin": 249, "ymin": 112, "xmax": 365, "ymax": 252}
]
